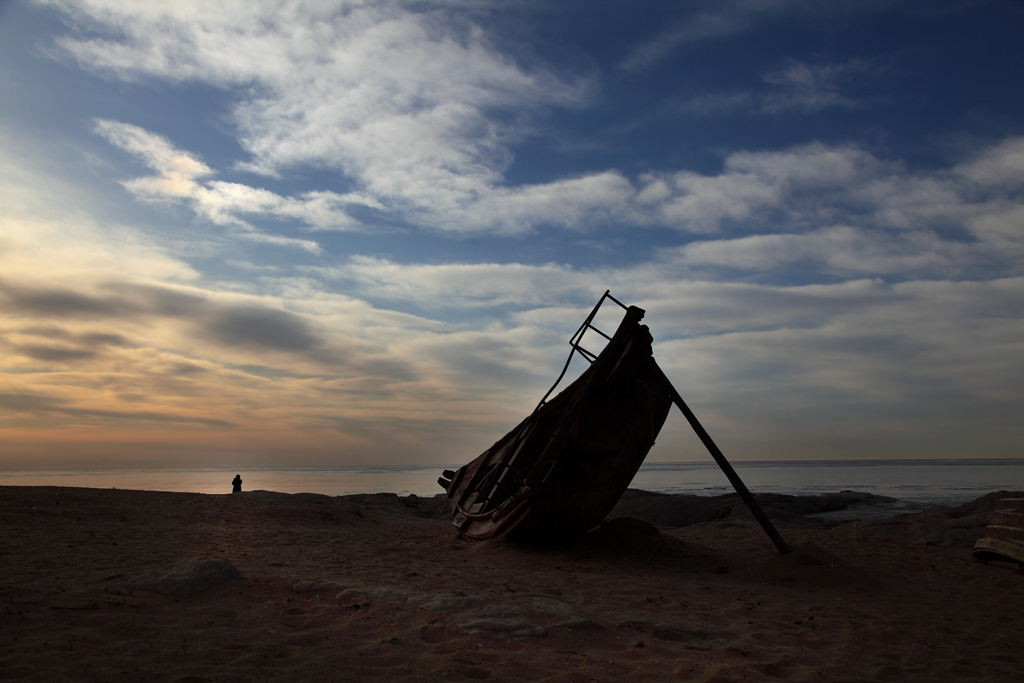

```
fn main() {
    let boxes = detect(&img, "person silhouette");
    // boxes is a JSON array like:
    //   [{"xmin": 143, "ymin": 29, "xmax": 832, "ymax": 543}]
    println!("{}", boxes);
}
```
[{"xmin": 232, "ymin": 474, "xmax": 242, "ymax": 493}]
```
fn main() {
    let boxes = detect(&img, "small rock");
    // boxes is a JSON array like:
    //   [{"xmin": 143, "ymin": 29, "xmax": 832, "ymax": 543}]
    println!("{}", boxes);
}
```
[
  {"xmin": 420, "ymin": 622, "xmax": 446, "ymax": 643},
  {"xmin": 530, "ymin": 597, "xmax": 579, "ymax": 617},
  {"xmin": 458, "ymin": 618, "xmax": 546, "ymax": 638},
  {"xmin": 469, "ymin": 605, "xmax": 528, "ymax": 619},
  {"xmin": 692, "ymin": 627, "xmax": 731, "ymax": 640},
  {"xmin": 616, "ymin": 616, "xmax": 651, "ymax": 629},
  {"xmin": 652, "ymin": 623, "xmax": 689, "ymax": 642},
  {"xmin": 552, "ymin": 617, "xmax": 604, "ymax": 631},
  {"xmin": 418, "ymin": 594, "xmax": 488, "ymax": 612},
  {"xmin": 128, "ymin": 557, "xmax": 242, "ymax": 599}
]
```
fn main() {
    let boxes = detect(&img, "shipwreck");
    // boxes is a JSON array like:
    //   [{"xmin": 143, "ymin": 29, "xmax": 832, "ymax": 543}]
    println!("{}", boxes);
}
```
[{"xmin": 438, "ymin": 291, "xmax": 791, "ymax": 554}]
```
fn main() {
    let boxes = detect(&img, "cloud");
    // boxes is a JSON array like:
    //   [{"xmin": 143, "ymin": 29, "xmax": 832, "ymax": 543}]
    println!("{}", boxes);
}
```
[
  {"xmin": 618, "ymin": 1, "xmax": 933, "ymax": 71},
  {"xmin": 760, "ymin": 59, "xmax": 872, "ymax": 114},
  {"xmin": 636, "ymin": 142, "xmax": 892, "ymax": 233},
  {"xmin": 1, "ymin": 278, "xmax": 351, "ymax": 367},
  {"xmin": 675, "ymin": 58, "xmax": 874, "ymax": 117},
  {"xmin": 3, "ymin": 325, "xmax": 130, "ymax": 364},
  {"xmin": 451, "ymin": 171, "xmax": 637, "ymax": 234},
  {"xmin": 674, "ymin": 91, "xmax": 757, "ymax": 117},
  {"xmin": 56, "ymin": 4, "xmax": 987, "ymax": 245},
  {"xmin": 13, "ymin": 345, "xmax": 99, "ymax": 362},
  {"xmin": 0, "ymin": 278, "xmax": 486, "ymax": 466},
  {"xmin": 635, "ymin": 137, "xmax": 1024, "ymax": 272},
  {"xmin": 5, "ymin": 197, "xmax": 1023, "ymax": 466},
  {"xmin": 0, "ymin": 279, "xmax": 140, "ymax": 318},
  {"xmin": 1, "ymin": 144, "xmax": 565, "ymax": 466},
  {"xmin": 92, "ymin": 118, "xmax": 213, "ymax": 189},
  {"xmin": 84, "ymin": 75, "xmax": 1024, "ymax": 292},
  {"xmin": 95, "ymin": 116, "xmax": 644, "ymax": 237},
  {"xmin": 93, "ymin": 119, "xmax": 338, "ymax": 249},
  {"xmin": 89, "ymin": 116, "xmax": 1024, "ymax": 286},
  {"xmin": 0, "ymin": 133, "xmax": 200, "ymax": 287},
  {"xmin": 200, "ymin": 305, "xmax": 321, "ymax": 352},
  {"xmin": 667, "ymin": 226, "xmax": 973, "ymax": 277},
  {"xmin": 629, "ymin": 275, "xmax": 1024, "ymax": 459},
  {"xmin": 94, "ymin": 114, "xmax": 1024, "ymax": 252},
  {"xmin": 619, "ymin": 0, "xmax": 804, "ymax": 70},
  {"xmin": 317, "ymin": 256, "xmax": 592, "ymax": 309},
  {"xmin": 0, "ymin": 391, "xmax": 233, "ymax": 427},
  {"xmin": 954, "ymin": 136, "xmax": 1024, "ymax": 189},
  {"xmin": 300, "ymin": 256, "xmax": 1024, "ymax": 457},
  {"xmin": 51, "ymin": 2, "xmax": 592, "ymax": 235},
  {"xmin": 616, "ymin": 0, "xmax": 915, "ymax": 72},
  {"xmin": 47, "ymin": 1, "xmax": 1023, "ymax": 247}
]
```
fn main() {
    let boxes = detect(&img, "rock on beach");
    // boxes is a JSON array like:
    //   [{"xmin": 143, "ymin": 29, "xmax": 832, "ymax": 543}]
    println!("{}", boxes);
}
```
[{"xmin": 128, "ymin": 556, "xmax": 243, "ymax": 598}]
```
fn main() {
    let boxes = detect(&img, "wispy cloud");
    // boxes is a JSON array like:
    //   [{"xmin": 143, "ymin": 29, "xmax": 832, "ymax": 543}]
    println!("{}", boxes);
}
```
[
  {"xmin": 619, "ymin": 0, "xmax": 805, "ymax": 71},
  {"xmin": 92, "ymin": 103, "xmax": 1024, "ymax": 258},
  {"xmin": 50, "ymin": 1, "xmax": 593, "ymax": 235},
  {"xmin": 93, "ymin": 117, "xmax": 642, "ymax": 236},
  {"xmin": 760, "ymin": 59, "xmax": 873, "ymax": 114},
  {"xmin": 676, "ymin": 59, "xmax": 875, "ymax": 117},
  {"xmin": 618, "ymin": 0, "xmax": 925, "ymax": 72},
  {"xmin": 632, "ymin": 138, "xmax": 1024, "ymax": 275},
  {"xmin": 666, "ymin": 226, "xmax": 973, "ymax": 277},
  {"xmin": 47, "ymin": 6, "xmax": 901, "ymax": 242},
  {"xmin": 314, "ymin": 257, "xmax": 592, "ymax": 309},
  {"xmin": 93, "ymin": 119, "xmax": 372, "ymax": 249},
  {"xmin": 0, "ymin": 391, "xmax": 233, "ymax": 426}
]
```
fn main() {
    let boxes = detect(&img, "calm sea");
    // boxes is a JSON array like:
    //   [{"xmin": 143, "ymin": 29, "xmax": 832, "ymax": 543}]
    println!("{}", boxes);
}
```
[{"xmin": 1, "ymin": 459, "xmax": 1021, "ymax": 508}]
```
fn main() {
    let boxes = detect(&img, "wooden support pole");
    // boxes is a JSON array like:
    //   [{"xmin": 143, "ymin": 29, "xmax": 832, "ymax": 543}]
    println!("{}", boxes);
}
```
[{"xmin": 651, "ymin": 363, "xmax": 792, "ymax": 555}]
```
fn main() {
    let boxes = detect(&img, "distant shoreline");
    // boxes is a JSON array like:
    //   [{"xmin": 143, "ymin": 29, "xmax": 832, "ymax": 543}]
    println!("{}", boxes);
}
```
[
  {"xmin": 3, "ymin": 458, "xmax": 1022, "ymax": 508},
  {"xmin": 3, "ymin": 483, "xmax": 1017, "ymax": 523}
]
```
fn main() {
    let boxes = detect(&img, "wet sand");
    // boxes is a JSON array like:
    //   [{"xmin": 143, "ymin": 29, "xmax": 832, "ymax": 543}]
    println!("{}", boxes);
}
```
[{"xmin": 1, "ymin": 485, "xmax": 1021, "ymax": 682}]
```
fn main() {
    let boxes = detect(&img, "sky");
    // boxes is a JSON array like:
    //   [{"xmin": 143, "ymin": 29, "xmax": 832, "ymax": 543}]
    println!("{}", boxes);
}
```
[{"xmin": 1, "ymin": 0, "xmax": 1022, "ymax": 470}]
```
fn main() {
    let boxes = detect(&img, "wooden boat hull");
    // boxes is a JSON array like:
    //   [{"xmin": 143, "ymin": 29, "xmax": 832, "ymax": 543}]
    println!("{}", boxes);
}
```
[{"xmin": 439, "ymin": 305, "xmax": 672, "ymax": 543}]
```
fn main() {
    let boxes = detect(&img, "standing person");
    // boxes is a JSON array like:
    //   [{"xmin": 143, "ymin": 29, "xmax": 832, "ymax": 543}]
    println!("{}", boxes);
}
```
[{"xmin": 232, "ymin": 474, "xmax": 242, "ymax": 493}]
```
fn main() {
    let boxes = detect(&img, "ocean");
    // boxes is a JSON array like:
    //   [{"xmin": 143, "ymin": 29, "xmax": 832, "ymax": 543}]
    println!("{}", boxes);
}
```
[{"xmin": 1, "ymin": 459, "xmax": 1021, "ymax": 508}]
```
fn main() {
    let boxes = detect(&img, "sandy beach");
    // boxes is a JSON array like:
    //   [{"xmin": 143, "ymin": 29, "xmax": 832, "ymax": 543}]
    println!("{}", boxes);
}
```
[{"xmin": 1, "ymin": 485, "xmax": 1021, "ymax": 682}]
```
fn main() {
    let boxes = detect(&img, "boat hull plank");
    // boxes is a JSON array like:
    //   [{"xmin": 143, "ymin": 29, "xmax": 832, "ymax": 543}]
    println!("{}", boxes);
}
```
[{"xmin": 973, "ymin": 498, "xmax": 1024, "ymax": 566}]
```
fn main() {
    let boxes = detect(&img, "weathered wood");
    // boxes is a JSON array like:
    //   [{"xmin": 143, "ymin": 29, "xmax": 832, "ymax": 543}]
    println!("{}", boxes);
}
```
[
  {"xmin": 648, "ymin": 362, "xmax": 792, "ymax": 555},
  {"xmin": 973, "ymin": 498, "xmax": 1024, "ymax": 565}
]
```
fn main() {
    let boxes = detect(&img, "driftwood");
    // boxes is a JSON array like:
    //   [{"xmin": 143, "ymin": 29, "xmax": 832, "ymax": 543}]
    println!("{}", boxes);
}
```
[{"xmin": 972, "ymin": 496, "xmax": 1024, "ymax": 566}]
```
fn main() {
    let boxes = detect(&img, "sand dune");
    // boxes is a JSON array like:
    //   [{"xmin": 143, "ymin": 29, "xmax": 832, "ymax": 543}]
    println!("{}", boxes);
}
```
[{"xmin": 1, "ymin": 485, "xmax": 1021, "ymax": 682}]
